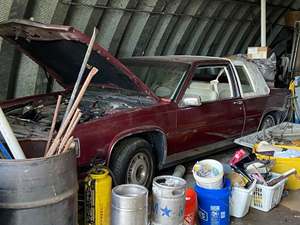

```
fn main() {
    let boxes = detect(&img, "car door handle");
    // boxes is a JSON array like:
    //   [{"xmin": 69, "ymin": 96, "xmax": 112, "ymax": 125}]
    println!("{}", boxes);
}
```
[{"xmin": 233, "ymin": 100, "xmax": 243, "ymax": 105}]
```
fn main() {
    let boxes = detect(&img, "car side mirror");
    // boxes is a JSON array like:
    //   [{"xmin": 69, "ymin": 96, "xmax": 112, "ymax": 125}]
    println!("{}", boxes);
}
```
[{"xmin": 181, "ymin": 96, "xmax": 202, "ymax": 107}]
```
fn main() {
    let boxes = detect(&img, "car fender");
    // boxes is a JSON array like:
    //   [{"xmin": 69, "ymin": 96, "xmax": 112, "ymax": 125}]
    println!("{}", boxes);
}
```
[
  {"xmin": 259, "ymin": 106, "xmax": 289, "ymax": 128},
  {"xmin": 107, "ymin": 126, "xmax": 168, "ymax": 168},
  {"xmin": 258, "ymin": 89, "xmax": 290, "ymax": 128}
]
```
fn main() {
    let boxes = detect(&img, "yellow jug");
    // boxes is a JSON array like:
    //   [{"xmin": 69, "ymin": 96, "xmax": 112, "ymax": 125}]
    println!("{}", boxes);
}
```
[{"xmin": 84, "ymin": 168, "xmax": 112, "ymax": 225}]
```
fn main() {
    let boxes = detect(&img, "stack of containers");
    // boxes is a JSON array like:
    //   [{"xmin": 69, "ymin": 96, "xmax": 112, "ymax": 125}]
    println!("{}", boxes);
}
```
[{"xmin": 193, "ymin": 159, "xmax": 230, "ymax": 225}]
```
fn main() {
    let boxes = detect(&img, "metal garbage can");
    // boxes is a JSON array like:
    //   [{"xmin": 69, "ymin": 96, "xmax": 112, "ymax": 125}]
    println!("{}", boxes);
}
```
[{"xmin": 0, "ymin": 140, "xmax": 78, "ymax": 225}]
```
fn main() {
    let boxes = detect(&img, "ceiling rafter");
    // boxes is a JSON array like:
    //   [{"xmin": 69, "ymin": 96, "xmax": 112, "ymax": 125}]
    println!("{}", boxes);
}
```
[{"xmin": 61, "ymin": 0, "xmax": 290, "ymax": 26}]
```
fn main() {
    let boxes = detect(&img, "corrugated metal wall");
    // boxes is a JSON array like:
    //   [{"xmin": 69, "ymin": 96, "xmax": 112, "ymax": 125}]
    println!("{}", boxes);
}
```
[{"xmin": 0, "ymin": 0, "xmax": 299, "ymax": 100}]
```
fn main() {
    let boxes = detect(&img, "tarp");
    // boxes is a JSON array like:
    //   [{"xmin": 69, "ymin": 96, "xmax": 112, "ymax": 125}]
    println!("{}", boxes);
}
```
[{"xmin": 251, "ymin": 53, "xmax": 277, "ymax": 82}]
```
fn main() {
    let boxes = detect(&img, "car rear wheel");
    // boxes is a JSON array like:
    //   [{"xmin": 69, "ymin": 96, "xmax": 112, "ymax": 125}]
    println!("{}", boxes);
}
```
[
  {"xmin": 110, "ymin": 137, "xmax": 155, "ymax": 189},
  {"xmin": 260, "ymin": 114, "xmax": 277, "ymax": 130}
]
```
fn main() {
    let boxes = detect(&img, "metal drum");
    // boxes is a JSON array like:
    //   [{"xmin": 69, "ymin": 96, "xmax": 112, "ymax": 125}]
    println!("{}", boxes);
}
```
[
  {"xmin": 112, "ymin": 184, "xmax": 148, "ymax": 225},
  {"xmin": 0, "ymin": 140, "xmax": 78, "ymax": 225},
  {"xmin": 152, "ymin": 176, "xmax": 187, "ymax": 225}
]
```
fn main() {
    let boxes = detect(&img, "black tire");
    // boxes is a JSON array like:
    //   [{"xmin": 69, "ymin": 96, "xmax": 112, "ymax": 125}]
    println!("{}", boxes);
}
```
[
  {"xmin": 260, "ymin": 113, "xmax": 277, "ymax": 130},
  {"xmin": 110, "ymin": 137, "xmax": 155, "ymax": 189}
]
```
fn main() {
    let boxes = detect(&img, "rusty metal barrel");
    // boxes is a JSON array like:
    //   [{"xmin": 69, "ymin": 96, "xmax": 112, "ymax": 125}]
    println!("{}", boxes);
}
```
[{"xmin": 0, "ymin": 140, "xmax": 78, "ymax": 225}]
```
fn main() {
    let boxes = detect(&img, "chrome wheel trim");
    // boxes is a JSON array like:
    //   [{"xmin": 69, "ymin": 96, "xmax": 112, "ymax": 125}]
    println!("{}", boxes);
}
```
[{"xmin": 126, "ymin": 152, "xmax": 150, "ymax": 185}]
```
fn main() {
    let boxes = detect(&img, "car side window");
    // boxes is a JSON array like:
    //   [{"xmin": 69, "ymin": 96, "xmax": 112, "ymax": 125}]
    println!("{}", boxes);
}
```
[
  {"xmin": 235, "ymin": 65, "xmax": 255, "ymax": 94},
  {"xmin": 183, "ymin": 65, "xmax": 233, "ymax": 103}
]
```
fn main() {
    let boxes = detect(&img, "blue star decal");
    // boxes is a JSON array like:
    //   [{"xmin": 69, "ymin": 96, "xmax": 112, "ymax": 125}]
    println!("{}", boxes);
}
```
[{"xmin": 160, "ymin": 206, "xmax": 172, "ymax": 217}]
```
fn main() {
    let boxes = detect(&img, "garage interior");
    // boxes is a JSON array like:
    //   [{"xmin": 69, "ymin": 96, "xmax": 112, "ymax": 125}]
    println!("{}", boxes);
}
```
[{"xmin": 0, "ymin": 0, "xmax": 300, "ymax": 225}]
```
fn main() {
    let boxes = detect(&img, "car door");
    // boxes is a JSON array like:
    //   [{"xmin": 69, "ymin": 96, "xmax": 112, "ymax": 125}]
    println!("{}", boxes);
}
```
[{"xmin": 173, "ymin": 62, "xmax": 245, "ymax": 153}]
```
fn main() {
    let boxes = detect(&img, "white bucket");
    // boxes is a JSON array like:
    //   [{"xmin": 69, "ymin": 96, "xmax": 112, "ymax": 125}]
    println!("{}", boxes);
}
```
[
  {"xmin": 192, "ymin": 159, "xmax": 224, "ymax": 189},
  {"xmin": 230, "ymin": 179, "xmax": 257, "ymax": 218}
]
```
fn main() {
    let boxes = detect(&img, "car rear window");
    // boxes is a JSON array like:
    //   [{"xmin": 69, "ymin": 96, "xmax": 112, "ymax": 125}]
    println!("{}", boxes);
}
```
[{"xmin": 235, "ymin": 65, "xmax": 254, "ymax": 94}]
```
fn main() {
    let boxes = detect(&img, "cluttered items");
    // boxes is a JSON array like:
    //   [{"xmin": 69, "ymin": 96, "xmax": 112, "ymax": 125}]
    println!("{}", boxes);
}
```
[
  {"xmin": 0, "ymin": 68, "xmax": 98, "ymax": 225},
  {"xmin": 83, "ymin": 167, "xmax": 198, "ymax": 225},
  {"xmin": 46, "ymin": 67, "xmax": 98, "ymax": 157},
  {"xmin": 0, "ymin": 26, "xmax": 99, "ymax": 224},
  {"xmin": 191, "ymin": 146, "xmax": 296, "ymax": 223},
  {"xmin": 81, "ymin": 150, "xmax": 295, "ymax": 225},
  {"xmin": 235, "ymin": 122, "xmax": 300, "ymax": 190},
  {"xmin": 227, "ymin": 148, "xmax": 294, "ymax": 213},
  {"xmin": 87, "ymin": 155, "xmax": 293, "ymax": 225},
  {"xmin": 0, "ymin": 70, "xmax": 98, "ymax": 225}
]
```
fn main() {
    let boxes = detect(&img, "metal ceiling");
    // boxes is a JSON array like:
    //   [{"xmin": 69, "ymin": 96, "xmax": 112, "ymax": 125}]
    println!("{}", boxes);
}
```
[{"xmin": 0, "ymin": 0, "xmax": 299, "ymax": 100}]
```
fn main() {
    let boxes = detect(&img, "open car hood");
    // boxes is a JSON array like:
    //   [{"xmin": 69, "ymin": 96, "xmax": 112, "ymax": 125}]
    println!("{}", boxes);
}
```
[{"xmin": 0, "ymin": 19, "xmax": 157, "ymax": 99}]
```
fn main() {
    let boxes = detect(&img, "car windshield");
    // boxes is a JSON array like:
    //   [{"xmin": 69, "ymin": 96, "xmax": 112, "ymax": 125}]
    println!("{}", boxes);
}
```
[{"xmin": 122, "ymin": 60, "xmax": 189, "ymax": 99}]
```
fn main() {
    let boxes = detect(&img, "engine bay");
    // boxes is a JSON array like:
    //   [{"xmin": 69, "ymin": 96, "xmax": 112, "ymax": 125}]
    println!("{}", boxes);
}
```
[{"xmin": 4, "ymin": 88, "xmax": 155, "ymax": 140}]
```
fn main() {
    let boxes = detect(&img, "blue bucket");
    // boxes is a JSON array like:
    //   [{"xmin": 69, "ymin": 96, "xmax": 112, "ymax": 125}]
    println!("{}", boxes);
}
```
[{"xmin": 195, "ymin": 178, "xmax": 231, "ymax": 225}]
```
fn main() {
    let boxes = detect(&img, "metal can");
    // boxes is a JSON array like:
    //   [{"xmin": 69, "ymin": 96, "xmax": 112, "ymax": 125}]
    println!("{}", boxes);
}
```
[
  {"xmin": 152, "ymin": 176, "xmax": 187, "ymax": 225},
  {"xmin": 112, "ymin": 184, "xmax": 148, "ymax": 225}
]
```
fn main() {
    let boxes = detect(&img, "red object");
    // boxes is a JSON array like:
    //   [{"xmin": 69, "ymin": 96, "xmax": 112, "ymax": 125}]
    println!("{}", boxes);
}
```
[
  {"xmin": 0, "ymin": 20, "xmax": 290, "ymax": 183},
  {"xmin": 184, "ymin": 188, "xmax": 197, "ymax": 225},
  {"xmin": 229, "ymin": 149, "xmax": 247, "ymax": 166}
]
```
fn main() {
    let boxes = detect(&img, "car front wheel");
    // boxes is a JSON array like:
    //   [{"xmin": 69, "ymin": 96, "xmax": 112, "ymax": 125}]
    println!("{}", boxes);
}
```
[{"xmin": 110, "ymin": 137, "xmax": 155, "ymax": 188}]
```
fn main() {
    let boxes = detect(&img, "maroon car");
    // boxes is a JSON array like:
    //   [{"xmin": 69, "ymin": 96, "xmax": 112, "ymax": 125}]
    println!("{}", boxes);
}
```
[{"xmin": 0, "ymin": 20, "xmax": 289, "ymax": 187}]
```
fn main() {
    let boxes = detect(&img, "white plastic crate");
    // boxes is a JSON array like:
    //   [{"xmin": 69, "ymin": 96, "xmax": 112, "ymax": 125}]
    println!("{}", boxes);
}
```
[
  {"xmin": 250, "ymin": 173, "xmax": 287, "ymax": 212},
  {"xmin": 230, "ymin": 180, "xmax": 257, "ymax": 218}
]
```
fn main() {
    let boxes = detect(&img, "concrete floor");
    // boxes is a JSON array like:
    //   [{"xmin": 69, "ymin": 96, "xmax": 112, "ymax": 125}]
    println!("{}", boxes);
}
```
[{"xmin": 170, "ymin": 148, "xmax": 300, "ymax": 225}]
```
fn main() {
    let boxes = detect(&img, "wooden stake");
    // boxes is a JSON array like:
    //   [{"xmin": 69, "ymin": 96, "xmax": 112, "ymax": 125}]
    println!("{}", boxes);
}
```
[
  {"xmin": 62, "ymin": 136, "xmax": 74, "ymax": 153},
  {"xmin": 46, "ymin": 67, "xmax": 98, "ymax": 157},
  {"xmin": 44, "ymin": 95, "xmax": 62, "ymax": 156},
  {"xmin": 64, "ymin": 108, "xmax": 80, "ymax": 137},
  {"xmin": 58, "ymin": 111, "xmax": 82, "ymax": 153}
]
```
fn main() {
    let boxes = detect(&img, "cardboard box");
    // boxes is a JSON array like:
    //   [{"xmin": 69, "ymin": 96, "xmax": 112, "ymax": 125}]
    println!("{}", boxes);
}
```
[
  {"xmin": 247, "ymin": 47, "xmax": 270, "ymax": 59},
  {"xmin": 285, "ymin": 11, "xmax": 300, "ymax": 27}
]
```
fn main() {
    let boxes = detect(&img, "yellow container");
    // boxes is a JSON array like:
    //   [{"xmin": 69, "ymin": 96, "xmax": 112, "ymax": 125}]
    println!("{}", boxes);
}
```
[
  {"xmin": 84, "ymin": 168, "xmax": 112, "ymax": 225},
  {"xmin": 256, "ymin": 154, "xmax": 300, "ymax": 190}
]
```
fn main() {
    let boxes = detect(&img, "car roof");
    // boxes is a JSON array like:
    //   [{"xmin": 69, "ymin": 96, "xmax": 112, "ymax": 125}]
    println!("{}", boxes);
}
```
[{"xmin": 121, "ymin": 55, "xmax": 230, "ymax": 65}]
